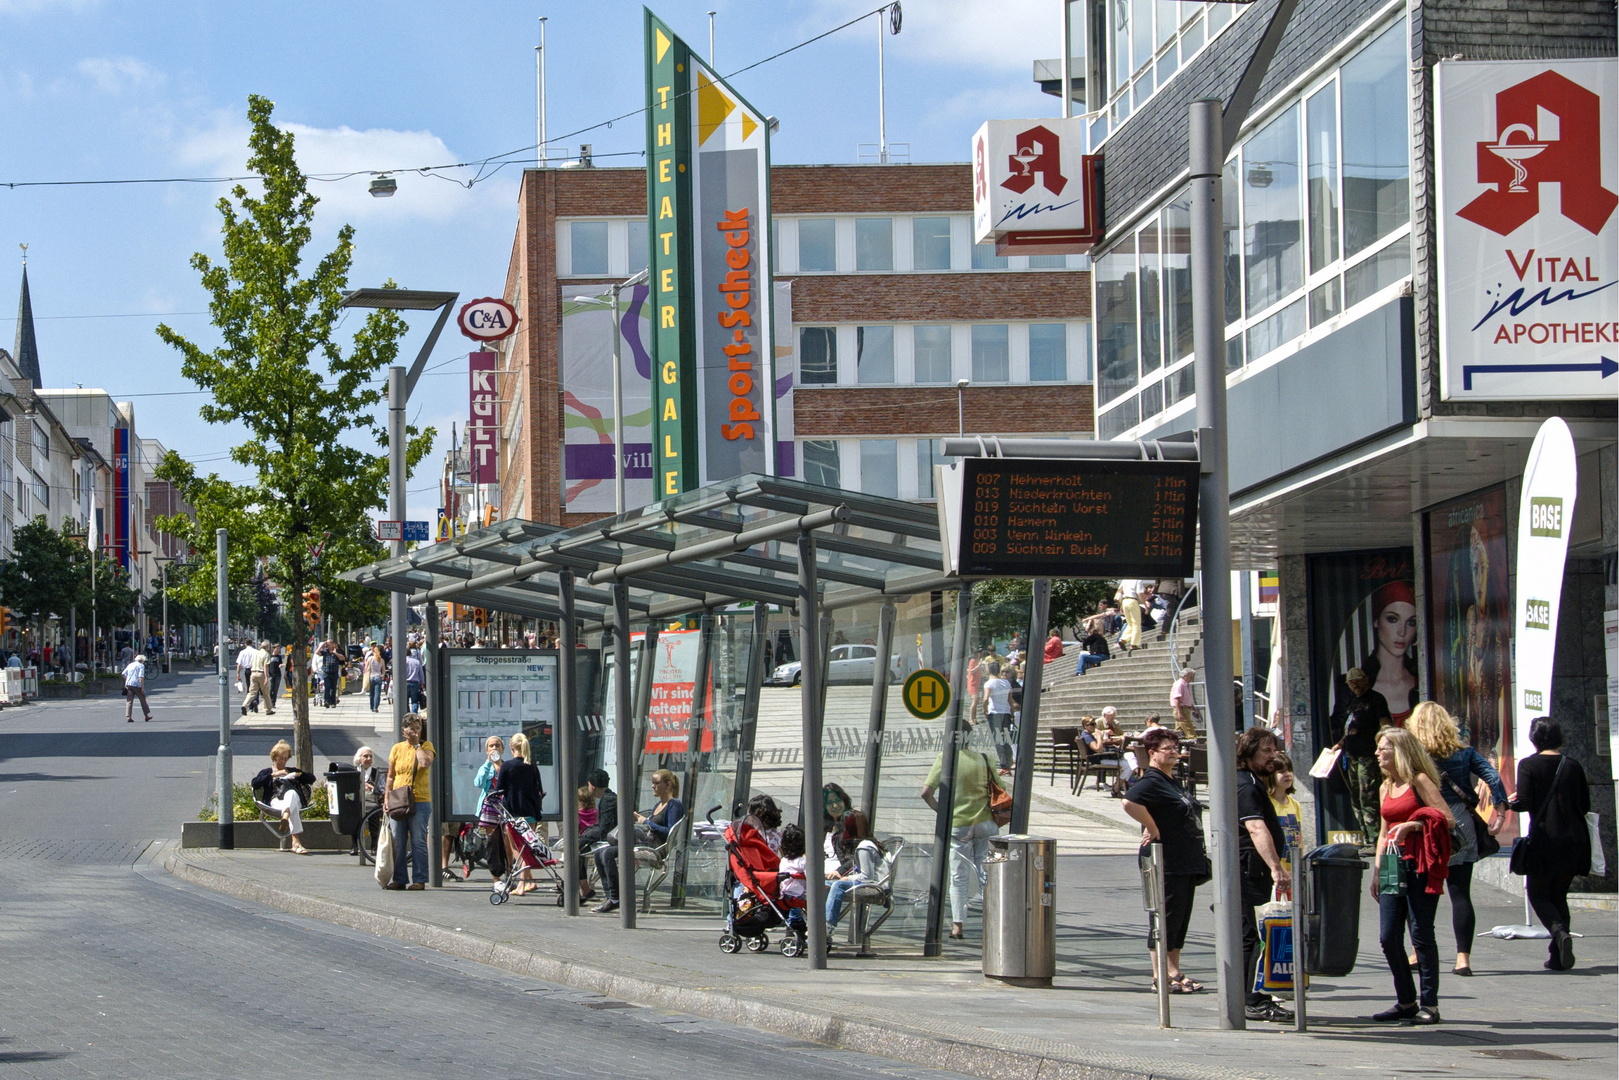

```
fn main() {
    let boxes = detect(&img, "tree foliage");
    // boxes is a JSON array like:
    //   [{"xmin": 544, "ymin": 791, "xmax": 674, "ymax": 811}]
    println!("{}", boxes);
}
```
[
  {"xmin": 0, "ymin": 517, "xmax": 82, "ymax": 644},
  {"xmin": 971, "ymin": 578, "xmax": 1119, "ymax": 646},
  {"xmin": 154, "ymin": 94, "xmax": 433, "ymax": 770}
]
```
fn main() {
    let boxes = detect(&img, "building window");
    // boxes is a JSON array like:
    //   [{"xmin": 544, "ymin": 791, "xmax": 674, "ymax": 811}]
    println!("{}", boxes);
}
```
[
  {"xmin": 1028, "ymin": 254, "xmax": 1067, "ymax": 269},
  {"xmin": 916, "ymin": 438, "xmax": 940, "ymax": 499},
  {"xmin": 1029, "ymin": 324, "xmax": 1068, "ymax": 382},
  {"xmin": 971, "ymin": 243, "xmax": 1008, "ymax": 270},
  {"xmin": 627, "ymin": 219, "xmax": 649, "ymax": 277},
  {"xmin": 1138, "ymin": 221, "xmax": 1163, "ymax": 375},
  {"xmin": 1242, "ymin": 104, "xmax": 1304, "ymax": 319},
  {"xmin": 1163, "ymin": 198, "xmax": 1194, "ymax": 366},
  {"xmin": 32, "ymin": 422, "xmax": 47, "ymax": 459},
  {"xmin": 855, "ymin": 218, "xmax": 893, "ymax": 271},
  {"xmin": 32, "ymin": 475, "xmax": 47, "ymax": 510},
  {"xmin": 856, "ymin": 326, "xmax": 894, "ymax": 385},
  {"xmin": 970, "ymin": 324, "xmax": 1009, "ymax": 383},
  {"xmin": 570, "ymin": 221, "xmax": 608, "ymax": 276},
  {"xmin": 1095, "ymin": 238, "xmax": 1138, "ymax": 407},
  {"xmin": 798, "ymin": 219, "xmax": 836, "ymax": 272},
  {"xmin": 1340, "ymin": 21, "xmax": 1408, "ymax": 259},
  {"xmin": 802, "ymin": 440, "xmax": 840, "ymax": 487},
  {"xmin": 1305, "ymin": 83, "xmax": 1340, "ymax": 275},
  {"xmin": 913, "ymin": 325, "xmax": 952, "ymax": 384},
  {"xmin": 860, "ymin": 440, "xmax": 898, "ymax": 498},
  {"xmin": 912, "ymin": 217, "xmax": 952, "ymax": 271},
  {"xmin": 799, "ymin": 327, "xmax": 838, "ymax": 385}
]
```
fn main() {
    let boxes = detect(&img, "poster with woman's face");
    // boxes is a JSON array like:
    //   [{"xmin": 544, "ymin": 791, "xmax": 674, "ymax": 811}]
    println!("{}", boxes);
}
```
[
  {"xmin": 1425, "ymin": 486, "xmax": 1514, "ymax": 793},
  {"xmin": 1325, "ymin": 554, "xmax": 1420, "ymax": 723}
]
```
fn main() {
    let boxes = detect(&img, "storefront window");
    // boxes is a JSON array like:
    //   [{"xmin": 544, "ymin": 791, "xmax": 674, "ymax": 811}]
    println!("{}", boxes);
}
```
[
  {"xmin": 913, "ymin": 325, "xmax": 952, "ymax": 384},
  {"xmin": 1341, "ymin": 21, "xmax": 1408, "ymax": 258},
  {"xmin": 1243, "ymin": 104, "xmax": 1304, "ymax": 318}
]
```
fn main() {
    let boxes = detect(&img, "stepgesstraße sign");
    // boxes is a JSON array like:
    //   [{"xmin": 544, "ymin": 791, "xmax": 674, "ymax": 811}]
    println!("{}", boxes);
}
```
[
  {"xmin": 1436, "ymin": 58, "xmax": 1619, "ymax": 400},
  {"xmin": 971, "ymin": 117, "xmax": 1102, "ymax": 255},
  {"xmin": 936, "ymin": 457, "xmax": 1198, "ymax": 579}
]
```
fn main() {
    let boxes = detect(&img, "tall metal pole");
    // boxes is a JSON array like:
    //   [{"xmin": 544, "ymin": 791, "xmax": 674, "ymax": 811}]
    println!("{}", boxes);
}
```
[
  {"xmin": 425, "ymin": 600, "xmax": 443, "ymax": 888},
  {"xmin": 90, "ymin": 546, "xmax": 96, "ymax": 673},
  {"xmin": 860, "ymin": 601, "xmax": 896, "ymax": 828},
  {"xmin": 612, "ymin": 584, "xmax": 636, "ymax": 930},
  {"xmin": 708, "ymin": 10, "xmax": 716, "ymax": 64},
  {"xmin": 559, "ymin": 570, "xmax": 580, "ymax": 916},
  {"xmin": 1010, "ymin": 578, "xmax": 1050, "ymax": 834},
  {"xmin": 611, "ymin": 285, "xmax": 626, "ymax": 515},
  {"xmin": 1059, "ymin": 0, "xmax": 1073, "ymax": 120},
  {"xmin": 797, "ymin": 530, "xmax": 828, "ymax": 969},
  {"xmin": 215, "ymin": 528, "xmax": 233, "ymax": 849},
  {"xmin": 1240, "ymin": 570, "xmax": 1256, "ymax": 729},
  {"xmin": 924, "ymin": 587, "xmax": 972, "ymax": 956},
  {"xmin": 161, "ymin": 562, "xmax": 169, "ymax": 676},
  {"xmin": 388, "ymin": 365, "xmax": 407, "ymax": 739},
  {"xmin": 1189, "ymin": 98, "xmax": 1243, "ymax": 1030},
  {"xmin": 536, "ymin": 17, "xmax": 548, "ymax": 165},
  {"xmin": 876, "ymin": 10, "xmax": 888, "ymax": 164}
]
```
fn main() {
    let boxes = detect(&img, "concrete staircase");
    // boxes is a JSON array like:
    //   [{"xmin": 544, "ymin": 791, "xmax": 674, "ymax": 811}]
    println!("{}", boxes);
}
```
[{"xmin": 1035, "ymin": 607, "xmax": 1205, "ymax": 733}]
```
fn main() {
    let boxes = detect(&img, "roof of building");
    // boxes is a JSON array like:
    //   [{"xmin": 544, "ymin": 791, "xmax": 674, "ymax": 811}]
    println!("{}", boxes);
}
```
[{"xmin": 13, "ymin": 267, "xmax": 41, "ymax": 390}]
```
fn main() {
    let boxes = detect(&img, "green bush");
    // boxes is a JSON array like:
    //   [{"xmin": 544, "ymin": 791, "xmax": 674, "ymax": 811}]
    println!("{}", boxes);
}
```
[{"xmin": 197, "ymin": 780, "xmax": 329, "ymax": 821}]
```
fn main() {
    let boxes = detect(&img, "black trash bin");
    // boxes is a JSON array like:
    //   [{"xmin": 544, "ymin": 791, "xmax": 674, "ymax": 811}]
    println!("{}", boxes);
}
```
[
  {"xmin": 326, "ymin": 762, "xmax": 363, "ymax": 838},
  {"xmin": 1305, "ymin": 842, "xmax": 1368, "ymax": 976}
]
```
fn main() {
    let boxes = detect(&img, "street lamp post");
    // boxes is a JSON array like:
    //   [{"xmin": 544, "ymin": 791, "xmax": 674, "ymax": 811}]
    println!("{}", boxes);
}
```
[
  {"xmin": 571, "ymin": 268, "xmax": 649, "ymax": 515},
  {"xmin": 156, "ymin": 557, "xmax": 173, "ymax": 675},
  {"xmin": 955, "ymin": 377, "xmax": 969, "ymax": 437},
  {"xmin": 339, "ymin": 288, "xmax": 459, "ymax": 738}
]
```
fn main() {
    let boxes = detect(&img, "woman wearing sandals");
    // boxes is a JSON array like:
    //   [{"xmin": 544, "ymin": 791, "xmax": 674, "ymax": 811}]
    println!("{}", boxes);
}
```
[
  {"xmin": 252, "ymin": 740, "xmax": 314, "ymax": 856},
  {"xmin": 1122, "ymin": 728, "xmax": 1210, "ymax": 994},
  {"xmin": 1371, "ymin": 727, "xmax": 1456, "ymax": 1025}
]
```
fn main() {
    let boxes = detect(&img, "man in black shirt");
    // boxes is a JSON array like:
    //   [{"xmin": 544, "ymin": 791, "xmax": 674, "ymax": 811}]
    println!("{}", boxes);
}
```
[
  {"xmin": 1331, "ymin": 668, "xmax": 1392, "ymax": 848},
  {"xmin": 1236, "ymin": 726, "xmax": 1292, "ymax": 1023}
]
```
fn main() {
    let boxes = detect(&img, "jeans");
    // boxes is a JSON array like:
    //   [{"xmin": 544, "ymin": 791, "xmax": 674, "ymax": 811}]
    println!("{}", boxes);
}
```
[
  {"xmin": 1074, "ymin": 652, "xmax": 1106, "ymax": 676},
  {"xmin": 595, "ymin": 844, "xmax": 622, "ymax": 902},
  {"xmin": 986, "ymin": 712, "xmax": 1014, "ymax": 770},
  {"xmin": 369, "ymin": 679, "xmax": 382, "ymax": 712},
  {"xmin": 391, "ymin": 806, "xmax": 431, "ymax": 886},
  {"xmin": 1379, "ymin": 864, "xmax": 1441, "ymax": 1007},
  {"xmin": 826, "ymin": 877, "xmax": 862, "ymax": 929},
  {"xmin": 949, "ymin": 819, "xmax": 998, "ymax": 925},
  {"xmin": 406, "ymin": 681, "xmax": 423, "ymax": 712}
]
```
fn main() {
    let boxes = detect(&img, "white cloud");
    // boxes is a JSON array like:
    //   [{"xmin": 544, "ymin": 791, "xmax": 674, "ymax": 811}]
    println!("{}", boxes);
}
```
[
  {"xmin": 810, "ymin": 0, "xmax": 1062, "ymax": 73},
  {"xmin": 178, "ymin": 114, "xmax": 507, "ymax": 223},
  {"xmin": 0, "ymin": 0, "xmax": 97, "ymax": 13},
  {"xmin": 77, "ymin": 56, "xmax": 163, "ymax": 95}
]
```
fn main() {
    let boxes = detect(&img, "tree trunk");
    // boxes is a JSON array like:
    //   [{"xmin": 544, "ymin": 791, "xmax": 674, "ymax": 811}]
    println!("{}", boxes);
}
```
[{"xmin": 290, "ymin": 568, "xmax": 314, "ymax": 774}]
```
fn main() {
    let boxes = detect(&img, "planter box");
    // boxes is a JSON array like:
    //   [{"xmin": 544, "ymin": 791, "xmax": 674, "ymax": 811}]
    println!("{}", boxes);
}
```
[
  {"xmin": 180, "ymin": 817, "xmax": 348, "ymax": 851},
  {"xmin": 37, "ymin": 683, "xmax": 87, "ymax": 699}
]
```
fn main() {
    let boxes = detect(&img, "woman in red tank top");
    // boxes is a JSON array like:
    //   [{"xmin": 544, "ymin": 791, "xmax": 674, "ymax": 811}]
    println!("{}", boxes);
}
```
[{"xmin": 1372, "ymin": 727, "xmax": 1454, "ymax": 1026}]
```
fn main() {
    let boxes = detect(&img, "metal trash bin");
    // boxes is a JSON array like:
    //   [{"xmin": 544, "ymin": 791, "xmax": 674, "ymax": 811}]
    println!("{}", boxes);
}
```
[
  {"xmin": 1304, "ymin": 842, "xmax": 1367, "ymax": 976},
  {"xmin": 325, "ymin": 762, "xmax": 363, "ymax": 838},
  {"xmin": 982, "ymin": 834, "xmax": 1056, "ymax": 986}
]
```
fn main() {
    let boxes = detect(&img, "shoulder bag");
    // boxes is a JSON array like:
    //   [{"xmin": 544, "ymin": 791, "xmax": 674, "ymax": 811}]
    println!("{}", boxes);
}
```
[
  {"xmin": 385, "ymin": 752, "xmax": 416, "ymax": 821},
  {"xmin": 982, "ymin": 751, "xmax": 1013, "ymax": 827},
  {"xmin": 1509, "ymin": 757, "xmax": 1563, "ymax": 876}
]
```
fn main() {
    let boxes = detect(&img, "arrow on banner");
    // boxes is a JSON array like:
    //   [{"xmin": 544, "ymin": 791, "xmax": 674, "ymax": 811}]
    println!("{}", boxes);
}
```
[{"xmin": 1463, "ymin": 355, "xmax": 1617, "ymax": 390}]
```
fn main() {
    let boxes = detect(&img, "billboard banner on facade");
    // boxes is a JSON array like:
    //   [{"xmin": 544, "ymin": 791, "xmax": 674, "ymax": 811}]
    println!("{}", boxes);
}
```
[
  {"xmin": 1436, "ymin": 58, "xmax": 1619, "ymax": 400},
  {"xmin": 971, "ymin": 117, "xmax": 1102, "ymax": 255},
  {"xmin": 468, "ymin": 351, "xmax": 499, "ymax": 485},
  {"xmin": 561, "ymin": 287, "xmax": 654, "ymax": 514},
  {"xmin": 1423, "ymin": 484, "xmax": 1517, "ymax": 837},
  {"xmin": 1512, "ymin": 418, "xmax": 1578, "ymax": 774},
  {"xmin": 645, "ymin": 9, "xmax": 776, "ymax": 498}
]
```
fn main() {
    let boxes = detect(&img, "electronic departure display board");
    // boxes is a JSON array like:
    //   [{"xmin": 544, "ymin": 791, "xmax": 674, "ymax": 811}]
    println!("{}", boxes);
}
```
[{"xmin": 939, "ymin": 457, "xmax": 1200, "ymax": 579}]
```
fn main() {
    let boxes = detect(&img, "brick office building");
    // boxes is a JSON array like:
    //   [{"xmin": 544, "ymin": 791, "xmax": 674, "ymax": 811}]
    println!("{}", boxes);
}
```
[{"xmin": 492, "ymin": 163, "xmax": 1094, "ymax": 528}]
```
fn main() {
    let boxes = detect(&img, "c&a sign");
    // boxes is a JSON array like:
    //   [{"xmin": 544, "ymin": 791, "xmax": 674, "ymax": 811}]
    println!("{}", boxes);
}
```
[
  {"xmin": 971, "ymin": 117, "xmax": 1101, "ymax": 255},
  {"xmin": 1437, "ymin": 58, "xmax": 1619, "ymax": 401}
]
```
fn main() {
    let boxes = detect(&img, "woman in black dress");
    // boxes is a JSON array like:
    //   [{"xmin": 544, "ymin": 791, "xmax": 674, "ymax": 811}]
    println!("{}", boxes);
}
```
[
  {"xmin": 1507, "ymin": 717, "xmax": 1592, "ymax": 971},
  {"xmin": 496, "ymin": 732, "xmax": 546, "ymax": 894},
  {"xmin": 1122, "ymin": 728, "xmax": 1210, "ymax": 992}
]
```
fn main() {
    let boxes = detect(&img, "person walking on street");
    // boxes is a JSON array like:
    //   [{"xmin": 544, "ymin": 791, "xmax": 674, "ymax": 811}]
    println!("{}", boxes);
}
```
[
  {"xmin": 404, "ymin": 648, "xmax": 425, "ymax": 713},
  {"xmin": 1236, "ymin": 726, "xmax": 1293, "ymax": 1023},
  {"xmin": 1371, "ymin": 727, "xmax": 1454, "ymax": 1025},
  {"xmin": 921, "ymin": 742, "xmax": 996, "ymax": 941},
  {"xmin": 384, "ymin": 714, "xmax": 436, "ymax": 890},
  {"xmin": 265, "ymin": 645, "xmax": 283, "ymax": 708},
  {"xmin": 241, "ymin": 640, "xmax": 272, "ymax": 716},
  {"xmin": 233, "ymin": 641, "xmax": 254, "ymax": 694},
  {"xmin": 1506, "ymin": 716, "xmax": 1593, "ymax": 972},
  {"xmin": 1170, "ymin": 668, "xmax": 1198, "ymax": 739},
  {"xmin": 1122, "ymin": 728, "xmax": 1210, "ymax": 993},
  {"xmin": 1332, "ymin": 667, "xmax": 1393, "ymax": 849},
  {"xmin": 321, "ymin": 640, "xmax": 341, "ymax": 708},
  {"xmin": 981, "ymin": 662, "xmax": 1015, "ymax": 775},
  {"xmin": 123, "ymin": 653, "xmax": 152, "ymax": 722},
  {"xmin": 1117, "ymin": 579, "xmax": 1145, "ymax": 653},
  {"xmin": 363, "ymin": 644, "xmax": 385, "ymax": 712}
]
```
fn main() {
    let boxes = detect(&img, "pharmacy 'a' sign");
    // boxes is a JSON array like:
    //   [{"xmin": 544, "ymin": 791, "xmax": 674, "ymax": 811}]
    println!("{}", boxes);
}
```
[{"xmin": 1437, "ymin": 58, "xmax": 1619, "ymax": 400}]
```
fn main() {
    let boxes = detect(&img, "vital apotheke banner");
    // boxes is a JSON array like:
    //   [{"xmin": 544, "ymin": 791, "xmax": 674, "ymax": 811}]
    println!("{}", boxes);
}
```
[{"xmin": 1512, "ymin": 417, "xmax": 1578, "ymax": 762}]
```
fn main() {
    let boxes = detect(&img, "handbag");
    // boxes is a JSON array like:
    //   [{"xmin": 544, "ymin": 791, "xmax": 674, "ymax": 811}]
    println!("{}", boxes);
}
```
[
  {"xmin": 1509, "ymin": 757, "xmax": 1564, "ymax": 876},
  {"xmin": 385, "ymin": 753, "xmax": 416, "ymax": 821},
  {"xmin": 373, "ymin": 816, "xmax": 395, "ymax": 885},
  {"xmin": 982, "ymin": 752, "xmax": 1013, "ymax": 827},
  {"xmin": 1472, "ymin": 807, "xmax": 1501, "ymax": 858}
]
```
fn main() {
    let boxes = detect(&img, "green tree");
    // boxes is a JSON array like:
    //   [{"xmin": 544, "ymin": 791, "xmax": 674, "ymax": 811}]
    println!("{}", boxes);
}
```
[
  {"xmin": 0, "ymin": 517, "xmax": 82, "ymax": 652},
  {"xmin": 81, "ymin": 551, "xmax": 140, "ymax": 664},
  {"xmin": 154, "ymin": 95, "xmax": 432, "ymax": 771},
  {"xmin": 971, "ymin": 578, "xmax": 1119, "ymax": 647}
]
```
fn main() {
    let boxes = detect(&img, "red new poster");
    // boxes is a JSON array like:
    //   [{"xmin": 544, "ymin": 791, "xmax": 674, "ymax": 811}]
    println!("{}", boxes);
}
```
[{"xmin": 644, "ymin": 629, "xmax": 714, "ymax": 755}]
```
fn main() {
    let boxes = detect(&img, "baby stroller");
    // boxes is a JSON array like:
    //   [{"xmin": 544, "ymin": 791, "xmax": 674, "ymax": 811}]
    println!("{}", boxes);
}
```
[
  {"xmin": 715, "ymin": 809, "xmax": 807, "ymax": 958},
  {"xmin": 479, "ymin": 792, "xmax": 564, "ymax": 906}
]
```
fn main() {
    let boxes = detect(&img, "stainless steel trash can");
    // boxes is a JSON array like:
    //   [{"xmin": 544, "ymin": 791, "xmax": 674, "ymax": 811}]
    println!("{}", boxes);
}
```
[{"xmin": 982, "ymin": 834, "xmax": 1056, "ymax": 986}]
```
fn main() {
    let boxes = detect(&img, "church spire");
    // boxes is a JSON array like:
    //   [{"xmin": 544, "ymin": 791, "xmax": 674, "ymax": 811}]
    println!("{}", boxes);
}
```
[{"xmin": 14, "ymin": 246, "xmax": 42, "ymax": 390}]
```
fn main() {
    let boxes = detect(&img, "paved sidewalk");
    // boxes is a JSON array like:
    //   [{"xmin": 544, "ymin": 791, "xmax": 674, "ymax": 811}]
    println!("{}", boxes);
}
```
[{"xmin": 167, "ymin": 810, "xmax": 1617, "ymax": 1080}]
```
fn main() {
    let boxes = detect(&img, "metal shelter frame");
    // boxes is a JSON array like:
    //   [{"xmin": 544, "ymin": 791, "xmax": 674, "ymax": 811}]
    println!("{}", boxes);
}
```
[{"xmin": 347, "ymin": 473, "xmax": 1047, "ymax": 969}]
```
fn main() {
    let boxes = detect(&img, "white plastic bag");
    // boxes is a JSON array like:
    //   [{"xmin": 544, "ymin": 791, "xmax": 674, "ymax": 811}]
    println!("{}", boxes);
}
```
[
  {"xmin": 1587, "ymin": 812, "xmax": 1606, "ymax": 877},
  {"xmin": 374, "ymin": 818, "xmax": 395, "ymax": 886}
]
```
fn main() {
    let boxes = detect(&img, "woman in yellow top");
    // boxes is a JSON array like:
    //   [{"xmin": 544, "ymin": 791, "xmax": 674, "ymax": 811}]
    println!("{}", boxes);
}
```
[
  {"xmin": 384, "ymin": 714, "xmax": 436, "ymax": 890},
  {"xmin": 920, "ymin": 745, "xmax": 996, "ymax": 941}
]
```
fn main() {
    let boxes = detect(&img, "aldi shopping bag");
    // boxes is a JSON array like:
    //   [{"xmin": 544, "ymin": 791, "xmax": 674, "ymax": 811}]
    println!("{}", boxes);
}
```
[{"xmin": 1252, "ymin": 909, "xmax": 1308, "ymax": 994}]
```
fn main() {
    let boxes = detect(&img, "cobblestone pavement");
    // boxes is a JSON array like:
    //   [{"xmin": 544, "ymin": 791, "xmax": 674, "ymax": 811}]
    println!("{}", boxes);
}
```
[{"xmin": 0, "ymin": 841, "xmax": 976, "ymax": 1080}]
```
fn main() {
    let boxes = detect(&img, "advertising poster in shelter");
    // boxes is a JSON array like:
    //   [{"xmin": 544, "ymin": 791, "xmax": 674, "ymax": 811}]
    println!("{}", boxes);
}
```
[
  {"xmin": 645, "ymin": 628, "xmax": 714, "ymax": 756},
  {"xmin": 1307, "ymin": 549, "xmax": 1417, "ymax": 835},
  {"xmin": 444, "ymin": 651, "xmax": 558, "ymax": 820},
  {"xmin": 1424, "ymin": 486, "xmax": 1516, "ymax": 828}
]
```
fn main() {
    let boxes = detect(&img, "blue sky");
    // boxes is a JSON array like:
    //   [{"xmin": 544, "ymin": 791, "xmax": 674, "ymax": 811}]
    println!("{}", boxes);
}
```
[{"xmin": 0, "ymin": 0, "xmax": 1064, "ymax": 522}]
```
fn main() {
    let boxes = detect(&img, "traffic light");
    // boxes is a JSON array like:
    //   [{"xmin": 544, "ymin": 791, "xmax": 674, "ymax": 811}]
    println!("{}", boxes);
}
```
[
  {"xmin": 473, "ymin": 608, "xmax": 488, "ymax": 628},
  {"xmin": 0, "ymin": 607, "xmax": 9, "ymax": 636},
  {"xmin": 303, "ymin": 587, "xmax": 321, "ymax": 630}
]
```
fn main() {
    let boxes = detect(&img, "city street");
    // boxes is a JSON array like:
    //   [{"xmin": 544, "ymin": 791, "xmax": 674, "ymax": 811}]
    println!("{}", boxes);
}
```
[{"xmin": 0, "ymin": 673, "xmax": 975, "ymax": 1080}]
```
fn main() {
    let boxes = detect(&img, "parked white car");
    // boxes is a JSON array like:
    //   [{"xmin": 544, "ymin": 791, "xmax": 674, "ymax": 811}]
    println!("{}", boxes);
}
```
[{"xmin": 767, "ymin": 643, "xmax": 903, "ymax": 686}]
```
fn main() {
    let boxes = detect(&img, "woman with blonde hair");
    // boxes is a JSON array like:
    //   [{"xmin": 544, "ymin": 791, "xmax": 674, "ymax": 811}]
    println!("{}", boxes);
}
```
[
  {"xmin": 1371, "ymin": 727, "xmax": 1455, "ymax": 1025},
  {"xmin": 251, "ymin": 740, "xmax": 314, "ymax": 856},
  {"xmin": 495, "ymin": 730, "xmax": 544, "ymax": 894},
  {"xmin": 1405, "ymin": 701, "xmax": 1508, "ymax": 976}
]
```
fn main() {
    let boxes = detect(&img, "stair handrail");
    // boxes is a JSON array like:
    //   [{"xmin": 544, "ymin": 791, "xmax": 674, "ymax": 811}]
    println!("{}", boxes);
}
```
[{"xmin": 1165, "ymin": 578, "xmax": 1198, "ymax": 673}]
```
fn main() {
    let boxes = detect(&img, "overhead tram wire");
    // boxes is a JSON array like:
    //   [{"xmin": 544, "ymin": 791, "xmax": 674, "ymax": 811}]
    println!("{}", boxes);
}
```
[{"xmin": 0, "ymin": 5, "xmax": 893, "ymax": 193}]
